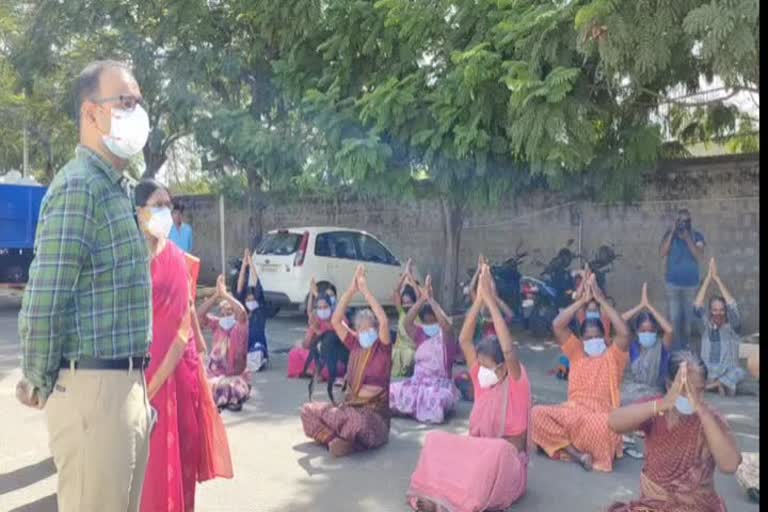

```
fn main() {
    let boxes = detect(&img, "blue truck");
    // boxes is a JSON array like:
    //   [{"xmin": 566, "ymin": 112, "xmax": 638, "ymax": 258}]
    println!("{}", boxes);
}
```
[{"xmin": 0, "ymin": 182, "xmax": 47, "ymax": 290}]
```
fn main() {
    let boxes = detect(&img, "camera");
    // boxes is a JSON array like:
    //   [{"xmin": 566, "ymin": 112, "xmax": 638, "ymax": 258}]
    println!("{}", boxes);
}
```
[{"xmin": 676, "ymin": 219, "xmax": 691, "ymax": 235}]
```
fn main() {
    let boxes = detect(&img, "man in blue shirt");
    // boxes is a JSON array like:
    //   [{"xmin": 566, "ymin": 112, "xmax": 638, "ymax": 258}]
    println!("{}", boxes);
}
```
[
  {"xmin": 659, "ymin": 208, "xmax": 705, "ymax": 350},
  {"xmin": 169, "ymin": 200, "xmax": 194, "ymax": 253}
]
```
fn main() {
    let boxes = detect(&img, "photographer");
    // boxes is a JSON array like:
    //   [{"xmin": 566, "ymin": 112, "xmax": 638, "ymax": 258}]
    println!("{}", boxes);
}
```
[{"xmin": 659, "ymin": 208, "xmax": 706, "ymax": 351}]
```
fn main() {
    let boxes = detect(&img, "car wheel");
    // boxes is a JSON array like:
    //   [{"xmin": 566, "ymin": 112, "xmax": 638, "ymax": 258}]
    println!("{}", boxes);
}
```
[{"xmin": 262, "ymin": 304, "xmax": 281, "ymax": 318}]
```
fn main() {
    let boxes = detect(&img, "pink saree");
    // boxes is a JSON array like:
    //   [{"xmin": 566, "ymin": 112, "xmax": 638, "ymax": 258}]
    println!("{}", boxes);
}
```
[
  {"xmin": 407, "ymin": 365, "xmax": 532, "ymax": 512},
  {"xmin": 141, "ymin": 242, "xmax": 201, "ymax": 512}
]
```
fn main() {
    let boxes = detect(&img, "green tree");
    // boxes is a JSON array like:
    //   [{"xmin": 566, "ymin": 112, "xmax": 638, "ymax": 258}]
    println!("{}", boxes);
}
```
[{"xmin": 270, "ymin": 0, "xmax": 662, "ymax": 307}]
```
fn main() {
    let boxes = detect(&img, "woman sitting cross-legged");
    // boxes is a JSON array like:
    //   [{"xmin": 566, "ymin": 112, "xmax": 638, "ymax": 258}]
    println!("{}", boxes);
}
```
[
  {"xmin": 197, "ymin": 275, "xmax": 252, "ymax": 412},
  {"xmin": 694, "ymin": 258, "xmax": 746, "ymax": 397},
  {"xmin": 300, "ymin": 265, "xmax": 392, "ymax": 458},
  {"xmin": 606, "ymin": 351, "xmax": 741, "ymax": 512},
  {"xmin": 532, "ymin": 270, "xmax": 630, "ymax": 472},
  {"xmin": 389, "ymin": 275, "xmax": 459, "ymax": 424},
  {"xmin": 621, "ymin": 282, "xmax": 675, "ymax": 403},
  {"xmin": 406, "ymin": 265, "xmax": 532, "ymax": 512}
]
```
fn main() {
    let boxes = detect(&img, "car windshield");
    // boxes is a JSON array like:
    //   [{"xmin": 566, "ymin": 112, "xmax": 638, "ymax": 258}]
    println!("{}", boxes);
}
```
[{"xmin": 255, "ymin": 232, "xmax": 301, "ymax": 256}]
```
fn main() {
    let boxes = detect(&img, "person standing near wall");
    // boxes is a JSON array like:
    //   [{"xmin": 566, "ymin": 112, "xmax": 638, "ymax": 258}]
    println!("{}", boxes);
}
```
[
  {"xmin": 170, "ymin": 200, "xmax": 194, "ymax": 254},
  {"xmin": 16, "ymin": 60, "xmax": 153, "ymax": 512},
  {"xmin": 659, "ymin": 208, "xmax": 706, "ymax": 351}
]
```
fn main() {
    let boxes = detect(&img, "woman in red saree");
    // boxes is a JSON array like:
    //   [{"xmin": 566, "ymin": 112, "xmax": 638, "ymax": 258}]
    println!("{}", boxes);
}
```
[
  {"xmin": 134, "ymin": 180, "xmax": 202, "ymax": 512},
  {"xmin": 406, "ymin": 265, "xmax": 532, "ymax": 512},
  {"xmin": 301, "ymin": 265, "xmax": 392, "ymax": 458},
  {"xmin": 606, "ymin": 350, "xmax": 741, "ymax": 512}
]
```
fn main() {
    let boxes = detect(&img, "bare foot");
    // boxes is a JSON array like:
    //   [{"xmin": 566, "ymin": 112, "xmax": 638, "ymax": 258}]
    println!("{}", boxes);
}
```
[
  {"xmin": 578, "ymin": 453, "xmax": 593, "ymax": 472},
  {"xmin": 329, "ymin": 438, "xmax": 355, "ymax": 458},
  {"xmin": 415, "ymin": 498, "xmax": 437, "ymax": 512},
  {"xmin": 717, "ymin": 382, "xmax": 726, "ymax": 397}
]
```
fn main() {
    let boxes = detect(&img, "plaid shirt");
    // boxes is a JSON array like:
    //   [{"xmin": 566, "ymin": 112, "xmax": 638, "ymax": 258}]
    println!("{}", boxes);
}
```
[{"xmin": 19, "ymin": 145, "xmax": 152, "ymax": 400}]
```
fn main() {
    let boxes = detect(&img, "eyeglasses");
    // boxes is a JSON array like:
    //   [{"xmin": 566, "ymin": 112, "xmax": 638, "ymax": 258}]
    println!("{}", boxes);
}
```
[{"xmin": 91, "ymin": 94, "xmax": 145, "ymax": 111}]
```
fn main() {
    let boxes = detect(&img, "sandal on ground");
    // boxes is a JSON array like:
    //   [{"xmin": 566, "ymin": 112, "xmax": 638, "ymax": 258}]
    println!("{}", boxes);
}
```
[
  {"xmin": 227, "ymin": 402, "xmax": 243, "ymax": 412},
  {"xmin": 624, "ymin": 447, "xmax": 644, "ymax": 459}
]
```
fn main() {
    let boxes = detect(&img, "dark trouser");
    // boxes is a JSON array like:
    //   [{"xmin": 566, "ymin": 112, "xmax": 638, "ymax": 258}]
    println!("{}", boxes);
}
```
[
  {"xmin": 665, "ymin": 283, "xmax": 698, "ymax": 351},
  {"xmin": 248, "ymin": 310, "xmax": 268, "ymax": 358}
]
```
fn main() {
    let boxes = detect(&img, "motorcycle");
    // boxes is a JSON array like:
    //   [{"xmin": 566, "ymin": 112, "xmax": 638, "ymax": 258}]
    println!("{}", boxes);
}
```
[
  {"xmin": 522, "ymin": 246, "xmax": 577, "ymax": 337},
  {"xmin": 459, "ymin": 244, "xmax": 527, "ymax": 316},
  {"xmin": 572, "ymin": 244, "xmax": 620, "ymax": 306}
]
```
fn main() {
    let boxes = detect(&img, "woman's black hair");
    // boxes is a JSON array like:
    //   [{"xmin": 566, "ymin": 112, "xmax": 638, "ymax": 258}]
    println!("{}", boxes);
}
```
[
  {"xmin": 579, "ymin": 317, "xmax": 606, "ymax": 338},
  {"xmin": 666, "ymin": 350, "xmax": 708, "ymax": 391},
  {"xmin": 401, "ymin": 285, "xmax": 417, "ymax": 304},
  {"xmin": 316, "ymin": 293, "xmax": 332, "ymax": 308},
  {"xmin": 476, "ymin": 335, "xmax": 505, "ymax": 365},
  {"xmin": 134, "ymin": 178, "xmax": 168, "ymax": 207},
  {"xmin": 418, "ymin": 304, "xmax": 436, "ymax": 322},
  {"xmin": 635, "ymin": 311, "xmax": 659, "ymax": 332}
]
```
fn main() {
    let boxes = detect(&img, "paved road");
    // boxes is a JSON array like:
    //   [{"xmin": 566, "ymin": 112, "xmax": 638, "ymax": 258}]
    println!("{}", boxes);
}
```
[{"xmin": 0, "ymin": 297, "xmax": 759, "ymax": 511}]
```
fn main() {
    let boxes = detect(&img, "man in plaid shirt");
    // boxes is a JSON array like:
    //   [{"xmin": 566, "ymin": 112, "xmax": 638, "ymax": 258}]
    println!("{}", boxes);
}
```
[{"xmin": 17, "ymin": 60, "xmax": 153, "ymax": 512}]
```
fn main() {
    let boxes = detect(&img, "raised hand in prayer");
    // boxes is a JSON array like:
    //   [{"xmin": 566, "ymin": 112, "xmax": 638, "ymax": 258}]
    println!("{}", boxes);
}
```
[
  {"xmin": 661, "ymin": 362, "xmax": 686, "ymax": 413},
  {"xmin": 640, "ymin": 282, "xmax": 649, "ymax": 308},
  {"xmin": 310, "ymin": 277, "xmax": 319, "ymax": 298},
  {"xmin": 356, "ymin": 265, "xmax": 371, "ymax": 295},
  {"xmin": 215, "ymin": 274, "xmax": 228, "ymax": 298}
]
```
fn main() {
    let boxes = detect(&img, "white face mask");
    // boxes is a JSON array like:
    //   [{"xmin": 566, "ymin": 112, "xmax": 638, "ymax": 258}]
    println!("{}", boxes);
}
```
[
  {"xmin": 245, "ymin": 300, "xmax": 259, "ymax": 311},
  {"xmin": 316, "ymin": 308, "xmax": 332, "ymax": 321},
  {"xmin": 102, "ymin": 105, "xmax": 151, "ymax": 159},
  {"xmin": 421, "ymin": 324, "xmax": 441, "ymax": 338},
  {"xmin": 218, "ymin": 315, "xmax": 236, "ymax": 331},
  {"xmin": 675, "ymin": 396, "xmax": 695, "ymax": 415},
  {"xmin": 477, "ymin": 365, "xmax": 501, "ymax": 389},
  {"xmin": 146, "ymin": 207, "xmax": 173, "ymax": 239},
  {"xmin": 358, "ymin": 328, "xmax": 378, "ymax": 349},
  {"xmin": 584, "ymin": 337, "xmax": 607, "ymax": 357}
]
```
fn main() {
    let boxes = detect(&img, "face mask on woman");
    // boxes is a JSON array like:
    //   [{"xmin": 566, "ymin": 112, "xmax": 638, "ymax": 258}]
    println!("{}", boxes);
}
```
[
  {"xmin": 638, "ymin": 331, "xmax": 658, "ymax": 348},
  {"xmin": 675, "ymin": 395, "xmax": 695, "ymax": 415},
  {"xmin": 585, "ymin": 311, "xmax": 601, "ymax": 320},
  {"xmin": 584, "ymin": 337, "xmax": 607, "ymax": 357},
  {"xmin": 477, "ymin": 365, "xmax": 501, "ymax": 389},
  {"xmin": 421, "ymin": 323, "xmax": 440, "ymax": 338},
  {"xmin": 146, "ymin": 207, "xmax": 173, "ymax": 239},
  {"xmin": 316, "ymin": 308, "xmax": 332, "ymax": 321},
  {"xmin": 358, "ymin": 328, "xmax": 378, "ymax": 349},
  {"xmin": 219, "ymin": 316, "xmax": 236, "ymax": 331},
  {"xmin": 245, "ymin": 300, "xmax": 259, "ymax": 311}
]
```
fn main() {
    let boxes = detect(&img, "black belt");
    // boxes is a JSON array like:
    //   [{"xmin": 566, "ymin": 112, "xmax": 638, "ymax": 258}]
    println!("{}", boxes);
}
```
[{"xmin": 60, "ymin": 356, "xmax": 150, "ymax": 370}]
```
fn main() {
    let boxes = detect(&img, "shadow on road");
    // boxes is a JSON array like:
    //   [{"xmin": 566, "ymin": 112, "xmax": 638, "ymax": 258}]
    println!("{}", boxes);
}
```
[
  {"xmin": 7, "ymin": 493, "xmax": 56, "ymax": 512},
  {"xmin": 0, "ymin": 458, "xmax": 55, "ymax": 496}
]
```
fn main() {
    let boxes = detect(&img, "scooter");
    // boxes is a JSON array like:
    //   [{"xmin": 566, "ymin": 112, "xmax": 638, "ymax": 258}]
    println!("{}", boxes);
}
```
[
  {"xmin": 459, "ymin": 244, "xmax": 527, "ymax": 316},
  {"xmin": 522, "ymin": 247, "xmax": 576, "ymax": 337},
  {"xmin": 571, "ymin": 244, "xmax": 620, "ymax": 305}
]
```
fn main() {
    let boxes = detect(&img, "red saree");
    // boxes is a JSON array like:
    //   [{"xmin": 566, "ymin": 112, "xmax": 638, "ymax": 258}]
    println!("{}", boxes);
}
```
[
  {"xmin": 141, "ymin": 242, "xmax": 201, "ymax": 512},
  {"xmin": 607, "ymin": 403, "xmax": 729, "ymax": 512}
]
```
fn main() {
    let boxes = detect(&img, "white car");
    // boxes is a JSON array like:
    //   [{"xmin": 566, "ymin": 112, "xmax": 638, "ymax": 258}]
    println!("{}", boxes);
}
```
[{"xmin": 250, "ymin": 227, "xmax": 412, "ymax": 313}]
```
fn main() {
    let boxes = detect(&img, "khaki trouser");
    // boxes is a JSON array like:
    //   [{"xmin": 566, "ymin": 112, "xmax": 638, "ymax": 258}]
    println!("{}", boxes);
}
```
[{"xmin": 45, "ymin": 367, "xmax": 151, "ymax": 512}]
